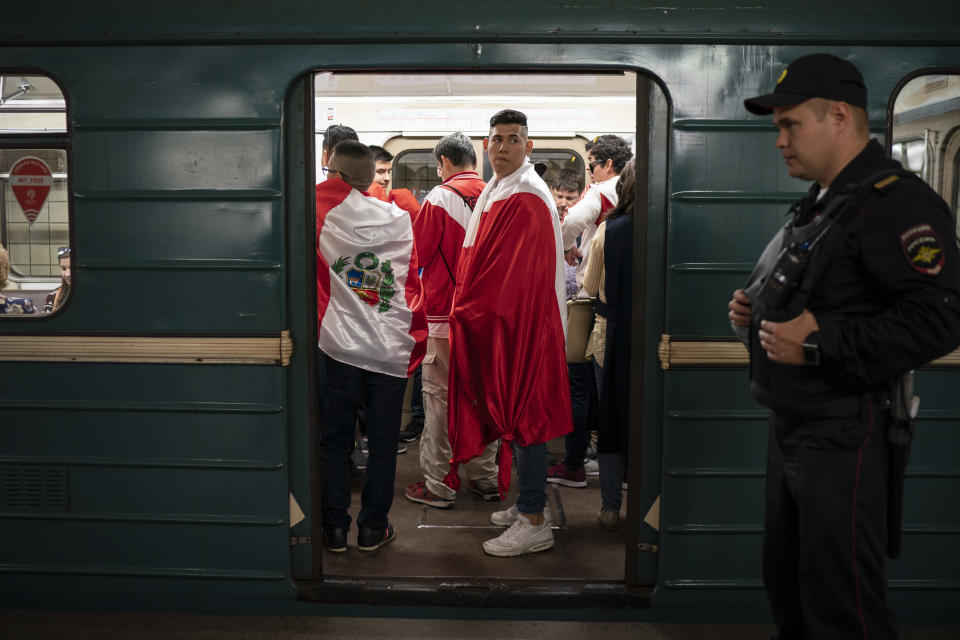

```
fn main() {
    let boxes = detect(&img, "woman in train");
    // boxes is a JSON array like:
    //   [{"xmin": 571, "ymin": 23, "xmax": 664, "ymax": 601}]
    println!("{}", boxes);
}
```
[
  {"xmin": 581, "ymin": 158, "xmax": 636, "ymax": 530},
  {"xmin": 43, "ymin": 246, "xmax": 71, "ymax": 313},
  {"xmin": 0, "ymin": 243, "xmax": 38, "ymax": 315}
]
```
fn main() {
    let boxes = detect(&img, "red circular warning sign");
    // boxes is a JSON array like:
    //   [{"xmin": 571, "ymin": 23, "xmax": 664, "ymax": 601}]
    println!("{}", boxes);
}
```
[{"xmin": 10, "ymin": 156, "xmax": 53, "ymax": 224}]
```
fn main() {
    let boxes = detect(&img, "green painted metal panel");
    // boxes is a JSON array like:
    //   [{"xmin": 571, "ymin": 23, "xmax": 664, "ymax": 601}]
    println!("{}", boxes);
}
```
[
  {"xmin": 75, "ymin": 200, "xmax": 280, "ymax": 263},
  {"xmin": 668, "ymin": 202, "xmax": 796, "ymax": 266},
  {"xmin": 661, "ymin": 477, "xmax": 765, "ymax": 528},
  {"xmin": 667, "ymin": 271, "xmax": 754, "ymax": 335},
  {"xmin": 663, "ymin": 419, "xmax": 767, "ymax": 471},
  {"xmin": 59, "ymin": 270, "xmax": 283, "ymax": 332},
  {"xmin": 73, "ymin": 130, "xmax": 280, "ymax": 192},
  {"xmin": 0, "ymin": 520, "xmax": 289, "ymax": 572},
  {"xmin": 2, "ymin": 411, "xmax": 284, "ymax": 462},
  {"xmin": 661, "ymin": 533, "xmax": 763, "ymax": 582},
  {"xmin": 5, "ymin": 2, "xmax": 960, "ymax": 44}
]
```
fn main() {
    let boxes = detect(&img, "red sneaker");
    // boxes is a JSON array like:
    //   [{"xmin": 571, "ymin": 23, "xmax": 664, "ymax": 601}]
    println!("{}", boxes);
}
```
[
  {"xmin": 404, "ymin": 481, "xmax": 454, "ymax": 508},
  {"xmin": 547, "ymin": 463, "xmax": 587, "ymax": 488}
]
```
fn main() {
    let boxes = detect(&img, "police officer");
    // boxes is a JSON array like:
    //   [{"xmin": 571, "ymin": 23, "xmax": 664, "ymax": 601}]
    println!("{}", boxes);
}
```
[{"xmin": 728, "ymin": 54, "xmax": 960, "ymax": 640}]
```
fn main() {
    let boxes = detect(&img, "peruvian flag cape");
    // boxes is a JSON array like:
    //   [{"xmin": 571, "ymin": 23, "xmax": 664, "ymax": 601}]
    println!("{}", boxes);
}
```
[
  {"xmin": 445, "ymin": 162, "xmax": 574, "ymax": 498},
  {"xmin": 316, "ymin": 177, "xmax": 427, "ymax": 378}
]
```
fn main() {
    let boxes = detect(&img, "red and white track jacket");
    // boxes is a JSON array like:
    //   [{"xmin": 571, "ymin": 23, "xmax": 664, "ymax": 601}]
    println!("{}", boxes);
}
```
[
  {"xmin": 412, "ymin": 171, "xmax": 486, "ymax": 338},
  {"xmin": 560, "ymin": 175, "xmax": 619, "ymax": 288}
]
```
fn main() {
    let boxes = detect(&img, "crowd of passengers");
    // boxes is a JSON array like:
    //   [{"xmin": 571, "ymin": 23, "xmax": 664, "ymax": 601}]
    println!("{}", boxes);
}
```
[{"xmin": 314, "ymin": 112, "xmax": 635, "ymax": 556}]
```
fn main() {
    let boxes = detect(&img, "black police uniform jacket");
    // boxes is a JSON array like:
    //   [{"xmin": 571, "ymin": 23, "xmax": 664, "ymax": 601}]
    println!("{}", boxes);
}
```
[{"xmin": 746, "ymin": 139, "xmax": 960, "ymax": 419}]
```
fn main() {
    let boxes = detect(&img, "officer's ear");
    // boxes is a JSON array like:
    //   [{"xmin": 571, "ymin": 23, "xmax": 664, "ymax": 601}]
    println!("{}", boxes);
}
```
[{"xmin": 830, "ymin": 101, "xmax": 854, "ymax": 133}]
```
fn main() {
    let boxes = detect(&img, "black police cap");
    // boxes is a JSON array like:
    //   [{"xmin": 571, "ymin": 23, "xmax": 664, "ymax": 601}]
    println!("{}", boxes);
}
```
[{"xmin": 744, "ymin": 53, "xmax": 867, "ymax": 115}]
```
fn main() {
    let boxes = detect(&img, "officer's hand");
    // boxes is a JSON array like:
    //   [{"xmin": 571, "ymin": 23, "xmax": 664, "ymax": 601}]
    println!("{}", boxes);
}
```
[
  {"xmin": 564, "ymin": 247, "xmax": 581, "ymax": 266},
  {"xmin": 728, "ymin": 289, "xmax": 752, "ymax": 327},
  {"xmin": 759, "ymin": 310, "xmax": 819, "ymax": 365}
]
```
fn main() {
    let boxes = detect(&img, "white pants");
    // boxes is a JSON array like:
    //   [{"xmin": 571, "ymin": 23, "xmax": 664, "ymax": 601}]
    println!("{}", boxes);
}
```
[{"xmin": 420, "ymin": 335, "xmax": 498, "ymax": 500}]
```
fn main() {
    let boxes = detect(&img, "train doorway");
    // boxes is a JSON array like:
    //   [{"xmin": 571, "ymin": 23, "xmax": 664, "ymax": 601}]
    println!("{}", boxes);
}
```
[{"xmin": 291, "ymin": 70, "xmax": 668, "ymax": 603}]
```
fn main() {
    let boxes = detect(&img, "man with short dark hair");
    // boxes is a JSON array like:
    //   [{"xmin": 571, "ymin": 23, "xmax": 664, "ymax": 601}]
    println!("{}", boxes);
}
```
[
  {"xmin": 315, "ymin": 140, "xmax": 427, "ymax": 553},
  {"xmin": 403, "ymin": 132, "xmax": 499, "ymax": 509},
  {"xmin": 366, "ymin": 145, "xmax": 420, "ymax": 218},
  {"xmin": 561, "ymin": 136, "xmax": 632, "ymax": 286},
  {"xmin": 729, "ymin": 53, "xmax": 960, "ymax": 639},
  {"xmin": 446, "ymin": 110, "xmax": 573, "ymax": 556},
  {"xmin": 368, "ymin": 145, "xmax": 394, "ymax": 192},
  {"xmin": 320, "ymin": 124, "xmax": 359, "ymax": 170},
  {"xmin": 551, "ymin": 167, "xmax": 582, "ymax": 221}
]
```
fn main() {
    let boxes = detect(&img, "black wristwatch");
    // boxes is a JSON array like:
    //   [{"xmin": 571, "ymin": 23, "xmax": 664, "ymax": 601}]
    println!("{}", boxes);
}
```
[{"xmin": 802, "ymin": 331, "xmax": 821, "ymax": 366}]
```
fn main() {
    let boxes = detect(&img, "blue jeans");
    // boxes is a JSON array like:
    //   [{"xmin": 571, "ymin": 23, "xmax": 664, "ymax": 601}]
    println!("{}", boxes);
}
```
[
  {"xmin": 318, "ymin": 351, "xmax": 407, "ymax": 531},
  {"xmin": 565, "ymin": 362, "xmax": 597, "ymax": 469},
  {"xmin": 513, "ymin": 442, "xmax": 548, "ymax": 515}
]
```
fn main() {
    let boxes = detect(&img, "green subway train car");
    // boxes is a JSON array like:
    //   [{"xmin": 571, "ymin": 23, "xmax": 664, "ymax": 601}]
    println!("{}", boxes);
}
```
[{"xmin": 1, "ymin": 0, "xmax": 958, "ymax": 624}]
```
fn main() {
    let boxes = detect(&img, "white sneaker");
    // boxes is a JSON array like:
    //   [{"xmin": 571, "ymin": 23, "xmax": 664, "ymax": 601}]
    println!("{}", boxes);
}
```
[
  {"xmin": 482, "ymin": 513, "xmax": 554, "ymax": 557},
  {"xmin": 491, "ymin": 503, "xmax": 553, "ymax": 527},
  {"xmin": 583, "ymin": 458, "xmax": 599, "ymax": 476},
  {"xmin": 490, "ymin": 504, "xmax": 519, "ymax": 526}
]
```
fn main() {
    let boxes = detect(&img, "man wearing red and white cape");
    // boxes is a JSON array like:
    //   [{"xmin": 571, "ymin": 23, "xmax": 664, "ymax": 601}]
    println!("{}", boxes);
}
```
[
  {"xmin": 315, "ymin": 141, "xmax": 427, "ymax": 553},
  {"xmin": 446, "ymin": 110, "xmax": 573, "ymax": 557}
]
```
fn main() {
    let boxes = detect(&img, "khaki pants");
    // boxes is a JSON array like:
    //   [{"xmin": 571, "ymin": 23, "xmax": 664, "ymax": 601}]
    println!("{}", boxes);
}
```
[{"xmin": 420, "ymin": 335, "xmax": 498, "ymax": 500}]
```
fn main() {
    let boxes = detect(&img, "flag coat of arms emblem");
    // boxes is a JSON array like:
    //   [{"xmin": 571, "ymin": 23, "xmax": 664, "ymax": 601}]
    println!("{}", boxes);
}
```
[{"xmin": 316, "ymin": 178, "xmax": 427, "ymax": 378}]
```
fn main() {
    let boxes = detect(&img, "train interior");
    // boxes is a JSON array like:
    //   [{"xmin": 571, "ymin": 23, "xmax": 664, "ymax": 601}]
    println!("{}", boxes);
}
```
[{"xmin": 309, "ymin": 71, "xmax": 641, "ymax": 586}]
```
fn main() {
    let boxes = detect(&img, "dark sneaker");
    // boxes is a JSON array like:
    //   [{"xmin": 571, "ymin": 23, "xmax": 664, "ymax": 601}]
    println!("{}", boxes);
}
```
[
  {"xmin": 397, "ymin": 441, "xmax": 407, "ymax": 454},
  {"xmin": 322, "ymin": 527, "xmax": 347, "ymax": 553},
  {"xmin": 547, "ymin": 462, "xmax": 587, "ymax": 488},
  {"xmin": 399, "ymin": 418, "xmax": 424, "ymax": 442},
  {"xmin": 404, "ymin": 481, "xmax": 454, "ymax": 508},
  {"xmin": 357, "ymin": 523, "xmax": 395, "ymax": 551},
  {"xmin": 467, "ymin": 479, "xmax": 501, "ymax": 502},
  {"xmin": 351, "ymin": 447, "xmax": 368, "ymax": 471},
  {"xmin": 598, "ymin": 507, "xmax": 620, "ymax": 531}
]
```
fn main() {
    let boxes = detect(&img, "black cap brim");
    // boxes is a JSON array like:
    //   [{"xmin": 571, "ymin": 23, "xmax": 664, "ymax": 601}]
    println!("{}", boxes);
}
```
[{"xmin": 744, "ymin": 92, "xmax": 808, "ymax": 115}]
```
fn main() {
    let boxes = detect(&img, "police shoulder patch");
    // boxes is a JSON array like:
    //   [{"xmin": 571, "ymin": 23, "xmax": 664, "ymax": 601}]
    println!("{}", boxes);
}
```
[{"xmin": 899, "ymin": 223, "xmax": 945, "ymax": 275}]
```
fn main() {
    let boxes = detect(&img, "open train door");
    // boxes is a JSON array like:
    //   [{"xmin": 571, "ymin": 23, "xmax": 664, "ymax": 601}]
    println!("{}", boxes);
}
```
[{"xmin": 284, "ymin": 68, "xmax": 670, "ymax": 603}]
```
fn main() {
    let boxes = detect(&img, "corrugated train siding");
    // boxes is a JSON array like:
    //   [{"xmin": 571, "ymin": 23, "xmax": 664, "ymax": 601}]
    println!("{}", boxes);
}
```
[{"xmin": 0, "ymin": 46, "xmax": 293, "ymax": 597}]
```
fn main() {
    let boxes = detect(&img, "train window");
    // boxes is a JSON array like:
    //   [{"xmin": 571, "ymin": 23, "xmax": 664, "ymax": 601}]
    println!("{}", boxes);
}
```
[
  {"xmin": 0, "ymin": 74, "xmax": 70, "ymax": 316},
  {"xmin": 528, "ymin": 149, "xmax": 585, "ymax": 189},
  {"xmin": 890, "ymin": 139, "xmax": 925, "ymax": 176},
  {"xmin": 393, "ymin": 149, "xmax": 441, "ymax": 203},
  {"xmin": 892, "ymin": 73, "xmax": 960, "ymax": 232}
]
